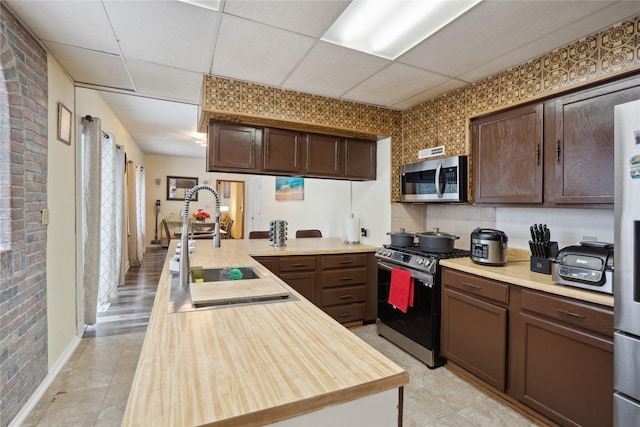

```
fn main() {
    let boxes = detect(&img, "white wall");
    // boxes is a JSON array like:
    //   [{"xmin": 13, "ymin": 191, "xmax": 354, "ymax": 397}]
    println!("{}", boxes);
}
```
[
  {"xmin": 143, "ymin": 138, "xmax": 392, "ymax": 246},
  {"xmin": 46, "ymin": 54, "xmax": 77, "ymax": 370}
]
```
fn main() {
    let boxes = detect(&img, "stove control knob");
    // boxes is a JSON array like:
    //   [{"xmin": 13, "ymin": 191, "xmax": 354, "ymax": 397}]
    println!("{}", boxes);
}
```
[{"xmin": 416, "ymin": 258, "xmax": 424, "ymax": 265}]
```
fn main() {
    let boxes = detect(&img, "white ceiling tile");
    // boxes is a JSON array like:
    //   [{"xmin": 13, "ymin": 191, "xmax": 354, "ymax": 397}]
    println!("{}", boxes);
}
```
[
  {"xmin": 282, "ymin": 42, "xmax": 391, "ymax": 98},
  {"xmin": 6, "ymin": 0, "xmax": 119, "ymax": 54},
  {"xmin": 44, "ymin": 42, "xmax": 133, "ymax": 91},
  {"xmin": 343, "ymin": 63, "xmax": 451, "ymax": 107},
  {"xmin": 212, "ymin": 15, "xmax": 316, "ymax": 86},
  {"xmin": 222, "ymin": 0, "xmax": 350, "ymax": 37},
  {"xmin": 99, "ymin": 92, "xmax": 205, "ymax": 158},
  {"xmin": 103, "ymin": 1, "xmax": 221, "ymax": 73},
  {"xmin": 390, "ymin": 79, "xmax": 469, "ymax": 110},
  {"xmin": 126, "ymin": 60, "xmax": 203, "ymax": 104}
]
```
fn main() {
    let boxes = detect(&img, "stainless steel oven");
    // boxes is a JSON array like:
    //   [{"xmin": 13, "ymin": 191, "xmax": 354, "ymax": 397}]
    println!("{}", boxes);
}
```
[{"xmin": 376, "ymin": 245, "xmax": 470, "ymax": 368}]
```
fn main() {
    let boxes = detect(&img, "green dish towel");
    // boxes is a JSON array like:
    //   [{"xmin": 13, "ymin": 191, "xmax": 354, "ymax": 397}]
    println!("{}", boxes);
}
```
[{"xmin": 227, "ymin": 268, "xmax": 243, "ymax": 280}]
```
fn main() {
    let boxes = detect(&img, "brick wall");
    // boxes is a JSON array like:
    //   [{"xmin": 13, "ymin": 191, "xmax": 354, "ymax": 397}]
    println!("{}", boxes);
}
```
[{"xmin": 0, "ymin": 4, "xmax": 49, "ymax": 426}]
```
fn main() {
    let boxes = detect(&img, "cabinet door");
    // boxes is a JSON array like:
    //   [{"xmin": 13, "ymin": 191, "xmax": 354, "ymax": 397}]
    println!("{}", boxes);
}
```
[
  {"xmin": 253, "ymin": 257, "xmax": 279, "ymax": 275},
  {"xmin": 551, "ymin": 77, "xmax": 640, "ymax": 205},
  {"xmin": 344, "ymin": 138, "xmax": 376, "ymax": 180},
  {"xmin": 279, "ymin": 271, "xmax": 316, "ymax": 303},
  {"xmin": 472, "ymin": 103, "xmax": 543, "ymax": 204},
  {"xmin": 441, "ymin": 287, "xmax": 508, "ymax": 391},
  {"xmin": 517, "ymin": 313, "xmax": 613, "ymax": 427},
  {"xmin": 305, "ymin": 133, "xmax": 342, "ymax": 177},
  {"xmin": 263, "ymin": 128, "xmax": 302, "ymax": 173},
  {"xmin": 208, "ymin": 121, "xmax": 260, "ymax": 172}
]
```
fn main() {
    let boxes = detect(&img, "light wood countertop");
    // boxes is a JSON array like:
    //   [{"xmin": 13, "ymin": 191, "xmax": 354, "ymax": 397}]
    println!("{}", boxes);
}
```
[
  {"xmin": 123, "ymin": 238, "xmax": 407, "ymax": 427},
  {"xmin": 440, "ymin": 249, "xmax": 614, "ymax": 308},
  {"xmin": 218, "ymin": 237, "xmax": 378, "ymax": 256}
]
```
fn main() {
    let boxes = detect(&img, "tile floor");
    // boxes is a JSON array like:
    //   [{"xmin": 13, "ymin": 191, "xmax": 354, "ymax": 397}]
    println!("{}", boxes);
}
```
[{"xmin": 22, "ymin": 247, "xmax": 543, "ymax": 426}]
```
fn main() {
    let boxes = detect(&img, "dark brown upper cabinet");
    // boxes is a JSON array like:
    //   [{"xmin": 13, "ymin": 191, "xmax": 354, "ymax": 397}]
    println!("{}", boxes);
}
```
[
  {"xmin": 344, "ymin": 138, "xmax": 377, "ymax": 180},
  {"xmin": 305, "ymin": 133, "xmax": 343, "ymax": 177},
  {"xmin": 472, "ymin": 103, "xmax": 544, "ymax": 204},
  {"xmin": 207, "ymin": 121, "xmax": 262, "ymax": 173},
  {"xmin": 262, "ymin": 128, "xmax": 303, "ymax": 174}
]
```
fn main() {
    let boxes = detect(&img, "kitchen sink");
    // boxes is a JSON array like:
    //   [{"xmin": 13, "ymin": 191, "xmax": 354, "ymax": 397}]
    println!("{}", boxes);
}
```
[
  {"xmin": 190, "ymin": 266, "xmax": 262, "ymax": 282},
  {"xmin": 168, "ymin": 267, "xmax": 295, "ymax": 313}
]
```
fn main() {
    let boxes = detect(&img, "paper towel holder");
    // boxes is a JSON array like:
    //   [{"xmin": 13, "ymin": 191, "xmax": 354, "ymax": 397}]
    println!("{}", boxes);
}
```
[{"xmin": 345, "ymin": 213, "xmax": 360, "ymax": 244}]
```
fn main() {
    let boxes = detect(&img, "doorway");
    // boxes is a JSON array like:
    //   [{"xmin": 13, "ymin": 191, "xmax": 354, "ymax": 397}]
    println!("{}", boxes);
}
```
[{"xmin": 216, "ymin": 179, "xmax": 245, "ymax": 239}]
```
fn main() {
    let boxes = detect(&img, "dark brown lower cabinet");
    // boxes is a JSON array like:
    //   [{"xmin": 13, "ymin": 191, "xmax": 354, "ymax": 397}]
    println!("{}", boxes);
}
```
[
  {"xmin": 253, "ymin": 253, "xmax": 376, "ymax": 324},
  {"xmin": 517, "ymin": 290, "xmax": 613, "ymax": 427},
  {"xmin": 441, "ymin": 267, "xmax": 614, "ymax": 426}
]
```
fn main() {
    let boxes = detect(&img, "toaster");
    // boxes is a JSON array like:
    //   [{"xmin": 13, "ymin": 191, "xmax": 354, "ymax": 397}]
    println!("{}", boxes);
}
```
[{"xmin": 552, "ymin": 241, "xmax": 614, "ymax": 294}]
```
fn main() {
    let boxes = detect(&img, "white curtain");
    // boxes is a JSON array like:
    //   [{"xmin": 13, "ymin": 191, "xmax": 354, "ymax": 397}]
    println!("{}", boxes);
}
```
[
  {"xmin": 98, "ymin": 135, "xmax": 125, "ymax": 307},
  {"xmin": 81, "ymin": 117, "xmax": 102, "ymax": 325},
  {"xmin": 127, "ymin": 161, "xmax": 145, "ymax": 267}
]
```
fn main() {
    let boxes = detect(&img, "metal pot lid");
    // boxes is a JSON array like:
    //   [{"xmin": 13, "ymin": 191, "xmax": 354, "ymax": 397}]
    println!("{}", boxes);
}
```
[
  {"xmin": 471, "ymin": 228, "xmax": 508, "ymax": 242},
  {"xmin": 387, "ymin": 228, "xmax": 414, "ymax": 237},
  {"xmin": 416, "ymin": 227, "xmax": 459, "ymax": 240}
]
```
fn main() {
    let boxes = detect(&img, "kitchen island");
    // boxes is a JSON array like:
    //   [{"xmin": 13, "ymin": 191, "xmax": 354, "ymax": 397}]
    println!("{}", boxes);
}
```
[{"xmin": 122, "ymin": 238, "xmax": 408, "ymax": 426}]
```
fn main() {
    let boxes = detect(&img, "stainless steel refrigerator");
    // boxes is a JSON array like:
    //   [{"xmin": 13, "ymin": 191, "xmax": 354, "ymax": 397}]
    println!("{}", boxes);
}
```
[{"xmin": 614, "ymin": 99, "xmax": 640, "ymax": 426}]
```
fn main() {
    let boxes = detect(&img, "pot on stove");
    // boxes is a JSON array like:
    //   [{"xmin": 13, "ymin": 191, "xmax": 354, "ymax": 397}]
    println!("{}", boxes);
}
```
[
  {"xmin": 416, "ymin": 228, "xmax": 459, "ymax": 253},
  {"xmin": 470, "ymin": 228, "xmax": 508, "ymax": 266},
  {"xmin": 386, "ymin": 228, "xmax": 415, "ymax": 247}
]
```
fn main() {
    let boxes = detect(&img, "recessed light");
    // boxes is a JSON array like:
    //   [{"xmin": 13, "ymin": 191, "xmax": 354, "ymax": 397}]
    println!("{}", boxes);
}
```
[{"xmin": 322, "ymin": 0, "xmax": 481, "ymax": 60}]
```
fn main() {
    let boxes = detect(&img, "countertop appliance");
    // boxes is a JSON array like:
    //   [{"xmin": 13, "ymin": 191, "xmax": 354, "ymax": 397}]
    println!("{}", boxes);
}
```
[
  {"xmin": 552, "ymin": 241, "xmax": 614, "ymax": 294},
  {"xmin": 400, "ymin": 155, "xmax": 467, "ymax": 203},
  {"xmin": 613, "ymin": 99, "xmax": 640, "ymax": 425},
  {"xmin": 376, "ymin": 244, "xmax": 469, "ymax": 368},
  {"xmin": 470, "ymin": 228, "xmax": 508, "ymax": 266}
]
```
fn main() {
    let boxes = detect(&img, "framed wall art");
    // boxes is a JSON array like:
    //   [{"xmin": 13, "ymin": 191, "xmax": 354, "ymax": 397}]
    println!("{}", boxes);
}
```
[
  {"xmin": 57, "ymin": 102, "xmax": 72, "ymax": 145},
  {"xmin": 167, "ymin": 176, "xmax": 198, "ymax": 201}
]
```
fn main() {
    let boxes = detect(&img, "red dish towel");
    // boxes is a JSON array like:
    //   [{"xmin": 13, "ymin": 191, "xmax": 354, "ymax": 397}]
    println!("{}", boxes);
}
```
[{"xmin": 388, "ymin": 268, "xmax": 414, "ymax": 313}]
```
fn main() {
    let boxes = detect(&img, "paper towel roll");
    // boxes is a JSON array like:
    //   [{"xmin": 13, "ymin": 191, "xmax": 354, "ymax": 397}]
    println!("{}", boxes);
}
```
[{"xmin": 345, "ymin": 217, "xmax": 360, "ymax": 244}]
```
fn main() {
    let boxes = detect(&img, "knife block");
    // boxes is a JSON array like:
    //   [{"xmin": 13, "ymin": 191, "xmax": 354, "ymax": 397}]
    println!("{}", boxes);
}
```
[{"xmin": 530, "ymin": 242, "xmax": 559, "ymax": 275}]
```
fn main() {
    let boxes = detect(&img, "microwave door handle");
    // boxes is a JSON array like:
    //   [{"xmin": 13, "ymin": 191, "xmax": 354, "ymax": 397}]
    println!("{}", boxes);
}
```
[{"xmin": 435, "ymin": 162, "xmax": 443, "ymax": 198}]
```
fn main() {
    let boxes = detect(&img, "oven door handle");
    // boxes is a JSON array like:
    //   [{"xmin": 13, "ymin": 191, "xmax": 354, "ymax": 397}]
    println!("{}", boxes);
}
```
[{"xmin": 377, "ymin": 261, "xmax": 434, "ymax": 285}]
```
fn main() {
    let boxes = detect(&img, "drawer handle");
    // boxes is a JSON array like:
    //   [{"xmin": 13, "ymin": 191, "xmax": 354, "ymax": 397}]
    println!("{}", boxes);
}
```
[
  {"xmin": 462, "ymin": 282, "xmax": 481, "ymax": 290},
  {"xmin": 556, "ymin": 308, "xmax": 586, "ymax": 320},
  {"xmin": 338, "ymin": 294, "xmax": 353, "ymax": 299},
  {"xmin": 340, "ymin": 276, "xmax": 353, "ymax": 281},
  {"xmin": 291, "ymin": 263, "xmax": 307, "ymax": 267},
  {"xmin": 339, "ymin": 260, "xmax": 353, "ymax": 264},
  {"xmin": 337, "ymin": 313, "xmax": 351, "ymax": 318}
]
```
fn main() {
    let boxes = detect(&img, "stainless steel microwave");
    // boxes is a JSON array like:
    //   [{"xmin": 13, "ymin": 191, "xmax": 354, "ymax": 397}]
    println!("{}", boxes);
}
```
[{"xmin": 400, "ymin": 155, "xmax": 468, "ymax": 202}]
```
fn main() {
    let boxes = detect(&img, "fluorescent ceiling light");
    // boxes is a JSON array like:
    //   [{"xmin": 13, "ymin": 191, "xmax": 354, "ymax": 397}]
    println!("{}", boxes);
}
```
[
  {"xmin": 177, "ymin": 0, "xmax": 220, "ymax": 11},
  {"xmin": 322, "ymin": 0, "xmax": 481, "ymax": 60}
]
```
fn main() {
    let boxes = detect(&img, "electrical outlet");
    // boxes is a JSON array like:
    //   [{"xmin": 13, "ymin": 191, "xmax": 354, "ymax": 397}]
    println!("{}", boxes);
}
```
[
  {"xmin": 41, "ymin": 209, "xmax": 50, "ymax": 225},
  {"xmin": 360, "ymin": 228, "xmax": 367, "ymax": 237}
]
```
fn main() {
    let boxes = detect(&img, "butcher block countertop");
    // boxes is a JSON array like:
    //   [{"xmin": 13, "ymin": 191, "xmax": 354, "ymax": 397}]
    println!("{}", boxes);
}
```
[
  {"xmin": 122, "ymin": 238, "xmax": 407, "ymax": 427},
  {"xmin": 218, "ymin": 237, "xmax": 378, "ymax": 256},
  {"xmin": 440, "ymin": 249, "xmax": 614, "ymax": 308}
]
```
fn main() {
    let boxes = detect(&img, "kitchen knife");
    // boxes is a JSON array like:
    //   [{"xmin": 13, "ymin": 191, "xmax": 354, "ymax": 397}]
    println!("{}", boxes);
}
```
[{"xmin": 530, "ymin": 225, "xmax": 536, "ymax": 242}]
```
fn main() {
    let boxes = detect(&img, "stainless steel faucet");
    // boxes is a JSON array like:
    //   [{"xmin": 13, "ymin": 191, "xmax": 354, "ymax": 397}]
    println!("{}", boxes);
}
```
[{"xmin": 179, "ymin": 184, "xmax": 221, "ymax": 288}]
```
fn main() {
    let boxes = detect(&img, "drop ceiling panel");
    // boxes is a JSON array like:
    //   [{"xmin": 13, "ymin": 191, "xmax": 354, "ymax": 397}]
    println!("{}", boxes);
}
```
[
  {"xmin": 99, "ymin": 92, "xmax": 204, "ymax": 158},
  {"xmin": 126, "ymin": 60, "xmax": 203, "ymax": 104},
  {"xmin": 103, "ymin": 1, "xmax": 220, "ymax": 73},
  {"xmin": 398, "ymin": 1, "xmax": 632, "ymax": 79},
  {"xmin": 6, "ymin": 0, "xmax": 119, "ymax": 54},
  {"xmin": 222, "ymin": 0, "xmax": 350, "ymax": 38},
  {"xmin": 283, "ymin": 42, "xmax": 391, "ymax": 98},
  {"xmin": 391, "ymin": 79, "xmax": 469, "ymax": 110},
  {"xmin": 44, "ymin": 42, "xmax": 133, "ymax": 91},
  {"xmin": 343, "ymin": 63, "xmax": 451, "ymax": 108},
  {"xmin": 212, "ymin": 15, "xmax": 316, "ymax": 86}
]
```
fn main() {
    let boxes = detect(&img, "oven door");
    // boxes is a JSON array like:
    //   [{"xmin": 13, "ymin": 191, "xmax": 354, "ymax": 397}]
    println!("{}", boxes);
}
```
[{"xmin": 377, "ymin": 260, "xmax": 439, "ymax": 351}]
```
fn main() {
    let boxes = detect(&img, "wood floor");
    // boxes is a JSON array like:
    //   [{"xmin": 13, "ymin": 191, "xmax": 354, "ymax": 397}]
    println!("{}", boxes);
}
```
[{"xmin": 82, "ymin": 247, "xmax": 167, "ymax": 338}]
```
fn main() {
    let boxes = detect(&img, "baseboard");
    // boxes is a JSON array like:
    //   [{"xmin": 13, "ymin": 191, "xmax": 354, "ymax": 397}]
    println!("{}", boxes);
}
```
[{"xmin": 8, "ymin": 334, "xmax": 82, "ymax": 427}]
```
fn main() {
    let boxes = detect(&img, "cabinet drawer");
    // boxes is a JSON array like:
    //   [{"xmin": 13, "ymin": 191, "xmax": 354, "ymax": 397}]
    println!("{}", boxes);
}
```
[
  {"xmin": 442, "ymin": 268, "xmax": 509, "ymax": 304},
  {"xmin": 321, "ymin": 268, "xmax": 366, "ymax": 288},
  {"xmin": 324, "ymin": 303, "xmax": 365, "ymax": 323},
  {"xmin": 321, "ymin": 254, "xmax": 366, "ymax": 269},
  {"xmin": 279, "ymin": 256, "xmax": 316, "ymax": 272},
  {"xmin": 322, "ymin": 285, "xmax": 366, "ymax": 307},
  {"xmin": 521, "ymin": 289, "xmax": 613, "ymax": 337}
]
